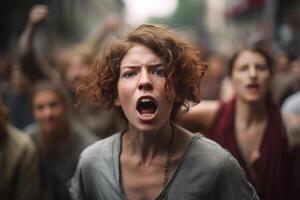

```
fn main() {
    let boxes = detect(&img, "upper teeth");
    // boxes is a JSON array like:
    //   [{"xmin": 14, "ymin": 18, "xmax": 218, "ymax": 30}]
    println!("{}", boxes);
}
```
[{"xmin": 141, "ymin": 98, "xmax": 153, "ymax": 102}]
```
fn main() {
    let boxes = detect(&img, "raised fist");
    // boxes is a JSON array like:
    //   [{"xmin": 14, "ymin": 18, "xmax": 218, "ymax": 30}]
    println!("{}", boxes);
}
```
[{"xmin": 28, "ymin": 5, "xmax": 48, "ymax": 26}]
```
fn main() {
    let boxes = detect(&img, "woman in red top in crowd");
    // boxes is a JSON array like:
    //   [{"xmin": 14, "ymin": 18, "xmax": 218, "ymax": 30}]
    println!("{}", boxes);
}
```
[{"xmin": 179, "ymin": 47, "xmax": 300, "ymax": 200}]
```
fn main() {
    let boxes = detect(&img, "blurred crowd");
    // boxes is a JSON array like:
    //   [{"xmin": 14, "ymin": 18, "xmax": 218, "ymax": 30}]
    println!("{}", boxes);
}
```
[
  {"xmin": 0, "ymin": 5, "xmax": 122, "ymax": 200},
  {"xmin": 0, "ymin": 4, "xmax": 300, "ymax": 200}
]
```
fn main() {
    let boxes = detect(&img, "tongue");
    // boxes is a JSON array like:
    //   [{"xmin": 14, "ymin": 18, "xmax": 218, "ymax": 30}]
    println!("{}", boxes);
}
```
[{"xmin": 139, "ymin": 108, "xmax": 156, "ymax": 114}]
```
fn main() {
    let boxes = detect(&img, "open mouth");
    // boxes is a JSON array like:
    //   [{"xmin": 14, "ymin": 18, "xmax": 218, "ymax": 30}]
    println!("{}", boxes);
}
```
[
  {"xmin": 137, "ymin": 97, "xmax": 158, "ymax": 116},
  {"xmin": 246, "ymin": 83, "xmax": 260, "ymax": 89}
]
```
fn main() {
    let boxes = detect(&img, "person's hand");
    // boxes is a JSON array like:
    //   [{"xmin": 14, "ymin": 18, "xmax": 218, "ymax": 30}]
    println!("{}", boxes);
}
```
[{"xmin": 28, "ymin": 5, "xmax": 48, "ymax": 26}]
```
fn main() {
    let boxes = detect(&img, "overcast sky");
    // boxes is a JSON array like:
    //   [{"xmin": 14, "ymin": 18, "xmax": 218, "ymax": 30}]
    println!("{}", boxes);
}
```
[{"xmin": 123, "ymin": 0, "xmax": 178, "ymax": 25}]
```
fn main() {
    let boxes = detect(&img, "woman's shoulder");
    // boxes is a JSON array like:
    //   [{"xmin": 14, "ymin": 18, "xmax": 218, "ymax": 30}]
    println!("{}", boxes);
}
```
[
  {"xmin": 6, "ymin": 124, "xmax": 36, "ymax": 152},
  {"xmin": 188, "ymin": 135, "xmax": 250, "ymax": 183},
  {"xmin": 176, "ymin": 125, "xmax": 231, "ymax": 166},
  {"xmin": 80, "ymin": 132, "xmax": 121, "ymax": 162},
  {"xmin": 175, "ymin": 133, "xmax": 256, "ymax": 199},
  {"xmin": 69, "ymin": 132, "xmax": 122, "ymax": 199},
  {"xmin": 188, "ymin": 134, "xmax": 233, "ymax": 168}
]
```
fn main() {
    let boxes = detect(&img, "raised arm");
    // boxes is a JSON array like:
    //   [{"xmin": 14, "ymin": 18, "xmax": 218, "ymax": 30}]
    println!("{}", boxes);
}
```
[
  {"xmin": 17, "ymin": 5, "xmax": 49, "ymax": 82},
  {"xmin": 84, "ymin": 15, "xmax": 121, "ymax": 57},
  {"xmin": 178, "ymin": 100, "xmax": 220, "ymax": 133},
  {"xmin": 19, "ymin": 5, "xmax": 48, "ymax": 54}
]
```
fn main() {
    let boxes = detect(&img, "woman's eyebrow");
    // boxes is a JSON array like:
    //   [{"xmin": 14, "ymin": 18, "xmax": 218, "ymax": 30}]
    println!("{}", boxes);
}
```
[
  {"xmin": 121, "ymin": 63, "xmax": 163, "ymax": 68},
  {"xmin": 120, "ymin": 65, "xmax": 139, "ymax": 71},
  {"xmin": 148, "ymin": 63, "xmax": 164, "ymax": 68}
]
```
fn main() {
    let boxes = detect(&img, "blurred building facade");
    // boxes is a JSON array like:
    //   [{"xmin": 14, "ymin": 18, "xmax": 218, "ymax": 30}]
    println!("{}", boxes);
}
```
[{"xmin": 204, "ymin": 0, "xmax": 300, "ymax": 55}]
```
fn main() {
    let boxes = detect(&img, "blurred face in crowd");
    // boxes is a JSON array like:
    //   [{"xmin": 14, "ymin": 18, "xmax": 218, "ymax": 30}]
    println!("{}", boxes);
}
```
[
  {"xmin": 65, "ymin": 55, "xmax": 90, "ymax": 92},
  {"xmin": 231, "ymin": 50, "xmax": 271, "ymax": 104},
  {"xmin": 275, "ymin": 52, "xmax": 289, "ymax": 71},
  {"xmin": 32, "ymin": 89, "xmax": 66, "ymax": 133},
  {"xmin": 115, "ymin": 44, "xmax": 173, "ymax": 133},
  {"xmin": 290, "ymin": 60, "xmax": 300, "ymax": 81}
]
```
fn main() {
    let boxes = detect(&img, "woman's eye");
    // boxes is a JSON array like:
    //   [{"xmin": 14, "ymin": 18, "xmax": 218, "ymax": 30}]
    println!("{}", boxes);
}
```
[
  {"xmin": 153, "ymin": 68, "xmax": 165, "ymax": 77},
  {"xmin": 122, "ymin": 71, "xmax": 136, "ymax": 78},
  {"xmin": 256, "ymin": 64, "xmax": 268, "ymax": 70},
  {"xmin": 238, "ymin": 65, "xmax": 248, "ymax": 72},
  {"xmin": 35, "ymin": 105, "xmax": 44, "ymax": 111}
]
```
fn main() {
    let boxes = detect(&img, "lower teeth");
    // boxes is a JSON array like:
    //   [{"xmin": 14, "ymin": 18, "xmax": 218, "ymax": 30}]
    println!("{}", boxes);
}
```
[{"xmin": 141, "ymin": 113, "xmax": 154, "ymax": 117}]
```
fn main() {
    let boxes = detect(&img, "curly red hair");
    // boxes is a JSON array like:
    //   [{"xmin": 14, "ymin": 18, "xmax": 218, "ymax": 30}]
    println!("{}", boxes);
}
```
[{"xmin": 80, "ymin": 24, "xmax": 206, "ymax": 120}]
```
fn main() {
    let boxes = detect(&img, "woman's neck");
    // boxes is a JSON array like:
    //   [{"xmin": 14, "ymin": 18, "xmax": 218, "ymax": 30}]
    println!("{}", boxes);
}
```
[
  {"xmin": 123, "ymin": 121, "xmax": 173, "ymax": 166},
  {"xmin": 235, "ymin": 98, "xmax": 268, "ymax": 128}
]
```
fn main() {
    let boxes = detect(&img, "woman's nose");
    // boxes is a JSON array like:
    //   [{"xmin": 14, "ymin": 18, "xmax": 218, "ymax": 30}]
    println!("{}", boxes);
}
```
[
  {"xmin": 42, "ymin": 107, "xmax": 53, "ymax": 117},
  {"xmin": 138, "ymin": 70, "xmax": 153, "ymax": 91},
  {"xmin": 249, "ymin": 65, "xmax": 257, "ymax": 78}
]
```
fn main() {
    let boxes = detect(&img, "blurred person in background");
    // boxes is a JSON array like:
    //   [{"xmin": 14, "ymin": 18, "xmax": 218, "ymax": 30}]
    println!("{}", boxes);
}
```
[
  {"xmin": 0, "ymin": 4, "xmax": 49, "ymax": 130},
  {"xmin": 201, "ymin": 53, "xmax": 225, "ymax": 100},
  {"xmin": 288, "ymin": 59, "xmax": 300, "ymax": 92},
  {"xmin": 0, "ymin": 55, "xmax": 10, "ymax": 94},
  {"xmin": 56, "ymin": 15, "xmax": 122, "ymax": 95},
  {"xmin": 57, "ymin": 42, "xmax": 121, "ymax": 138},
  {"xmin": 282, "ymin": 91, "xmax": 300, "ymax": 116},
  {"xmin": 275, "ymin": 58, "xmax": 300, "ymax": 107},
  {"xmin": 179, "ymin": 46, "xmax": 300, "ymax": 200},
  {"xmin": 25, "ymin": 81, "xmax": 97, "ymax": 200},
  {"xmin": 282, "ymin": 80, "xmax": 300, "ymax": 200},
  {"xmin": 1, "ymin": 57, "xmax": 34, "ymax": 129},
  {"xmin": 19, "ymin": 4, "xmax": 122, "ymax": 138},
  {"xmin": 272, "ymin": 50, "xmax": 294, "ymax": 105},
  {"xmin": 0, "ymin": 99, "xmax": 39, "ymax": 200},
  {"xmin": 275, "ymin": 50, "xmax": 290, "ymax": 71}
]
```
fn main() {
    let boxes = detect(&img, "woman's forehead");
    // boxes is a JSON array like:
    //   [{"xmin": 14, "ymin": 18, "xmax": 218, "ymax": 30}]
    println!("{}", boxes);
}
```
[
  {"xmin": 33, "ymin": 90, "xmax": 60, "ymax": 100},
  {"xmin": 120, "ymin": 44, "xmax": 162, "ymax": 67},
  {"xmin": 234, "ymin": 50, "xmax": 267, "ymax": 66}
]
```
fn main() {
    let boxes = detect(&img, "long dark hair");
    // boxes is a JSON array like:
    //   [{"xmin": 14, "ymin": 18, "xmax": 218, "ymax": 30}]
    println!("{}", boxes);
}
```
[{"xmin": 228, "ymin": 47, "xmax": 274, "ymax": 77}]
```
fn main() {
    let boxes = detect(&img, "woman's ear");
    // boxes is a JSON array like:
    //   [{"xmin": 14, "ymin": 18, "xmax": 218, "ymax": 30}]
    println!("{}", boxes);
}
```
[
  {"xmin": 114, "ymin": 96, "xmax": 121, "ymax": 106},
  {"xmin": 114, "ymin": 89, "xmax": 121, "ymax": 106}
]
